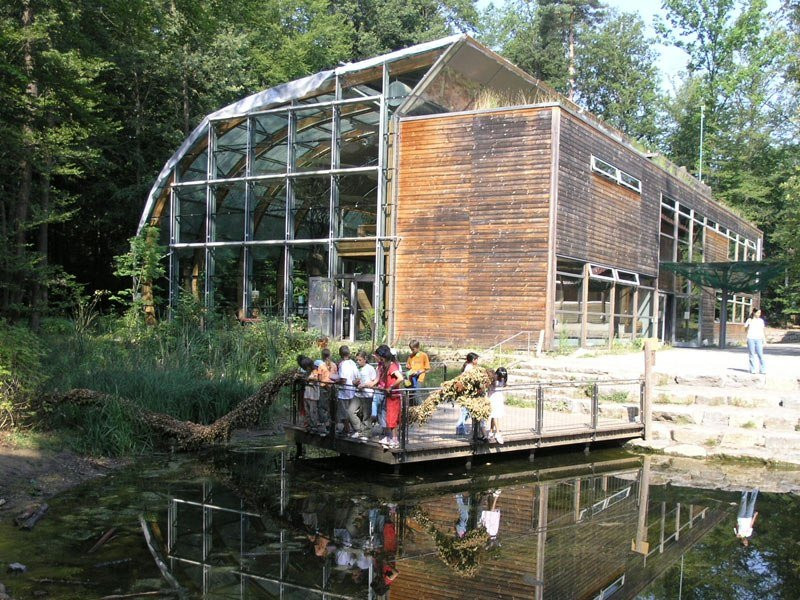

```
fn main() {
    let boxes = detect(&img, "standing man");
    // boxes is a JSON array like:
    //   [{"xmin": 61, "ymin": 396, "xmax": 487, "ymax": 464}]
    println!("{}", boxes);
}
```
[
  {"xmin": 337, "ymin": 346, "xmax": 361, "ymax": 436},
  {"xmin": 406, "ymin": 340, "xmax": 431, "ymax": 406}
]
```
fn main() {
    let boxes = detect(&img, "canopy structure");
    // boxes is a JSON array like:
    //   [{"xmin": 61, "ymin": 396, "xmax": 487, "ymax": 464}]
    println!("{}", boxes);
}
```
[{"xmin": 660, "ymin": 261, "xmax": 784, "ymax": 347}]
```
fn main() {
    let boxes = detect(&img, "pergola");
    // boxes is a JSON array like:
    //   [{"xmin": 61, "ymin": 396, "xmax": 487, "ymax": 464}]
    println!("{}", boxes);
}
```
[{"xmin": 660, "ymin": 261, "xmax": 784, "ymax": 347}]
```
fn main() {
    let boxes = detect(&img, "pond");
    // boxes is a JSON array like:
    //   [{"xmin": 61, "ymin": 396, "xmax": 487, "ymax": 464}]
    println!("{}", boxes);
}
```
[{"xmin": 1, "ymin": 443, "xmax": 799, "ymax": 599}]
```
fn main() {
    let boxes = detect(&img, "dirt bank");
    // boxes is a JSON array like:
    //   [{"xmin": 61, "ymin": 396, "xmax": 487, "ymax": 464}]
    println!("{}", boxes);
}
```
[{"xmin": 0, "ymin": 432, "xmax": 126, "ymax": 523}]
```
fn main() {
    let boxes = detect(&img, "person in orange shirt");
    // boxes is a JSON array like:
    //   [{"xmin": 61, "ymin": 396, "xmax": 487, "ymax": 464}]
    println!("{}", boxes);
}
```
[{"xmin": 405, "ymin": 340, "xmax": 430, "ymax": 406}]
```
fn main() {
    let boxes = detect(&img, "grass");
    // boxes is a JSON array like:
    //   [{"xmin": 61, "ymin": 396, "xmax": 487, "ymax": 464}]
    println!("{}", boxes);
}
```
[
  {"xmin": 741, "ymin": 421, "xmax": 758, "ymax": 429},
  {"xmin": 13, "ymin": 312, "xmax": 322, "ymax": 456}
]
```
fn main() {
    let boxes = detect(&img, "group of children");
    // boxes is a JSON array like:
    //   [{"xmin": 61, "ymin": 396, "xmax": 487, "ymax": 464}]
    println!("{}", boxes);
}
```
[
  {"xmin": 296, "ymin": 341, "xmax": 507, "ymax": 447},
  {"xmin": 296, "ymin": 341, "xmax": 431, "ymax": 448}
]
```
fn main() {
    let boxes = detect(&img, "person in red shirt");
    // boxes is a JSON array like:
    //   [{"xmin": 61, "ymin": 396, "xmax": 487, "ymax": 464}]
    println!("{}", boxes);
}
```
[{"xmin": 374, "ymin": 344, "xmax": 403, "ymax": 448}]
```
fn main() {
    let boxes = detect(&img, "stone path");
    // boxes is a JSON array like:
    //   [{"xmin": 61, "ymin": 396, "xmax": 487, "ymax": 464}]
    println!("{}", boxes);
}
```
[{"xmin": 466, "ymin": 343, "xmax": 800, "ymax": 466}]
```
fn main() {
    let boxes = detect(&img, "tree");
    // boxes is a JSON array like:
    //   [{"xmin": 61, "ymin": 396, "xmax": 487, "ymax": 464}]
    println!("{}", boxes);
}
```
[
  {"xmin": 0, "ymin": 1, "xmax": 112, "ymax": 326},
  {"xmin": 574, "ymin": 10, "xmax": 663, "ymax": 144},
  {"xmin": 336, "ymin": 0, "xmax": 478, "ymax": 59}
]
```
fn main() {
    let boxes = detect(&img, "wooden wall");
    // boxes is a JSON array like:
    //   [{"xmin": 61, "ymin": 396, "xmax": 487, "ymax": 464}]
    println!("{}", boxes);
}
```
[
  {"xmin": 556, "ymin": 112, "xmax": 661, "ymax": 275},
  {"xmin": 393, "ymin": 107, "xmax": 554, "ymax": 347},
  {"xmin": 555, "ymin": 111, "xmax": 762, "ymax": 275}
]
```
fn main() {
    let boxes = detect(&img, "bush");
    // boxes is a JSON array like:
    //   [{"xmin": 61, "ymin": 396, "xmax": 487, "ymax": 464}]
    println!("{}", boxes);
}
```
[
  {"xmin": 36, "ymin": 315, "xmax": 319, "ymax": 455},
  {"xmin": 0, "ymin": 320, "xmax": 45, "ymax": 429}
]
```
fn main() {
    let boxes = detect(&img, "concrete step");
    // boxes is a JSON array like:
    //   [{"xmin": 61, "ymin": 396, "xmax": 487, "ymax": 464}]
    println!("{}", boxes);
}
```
[
  {"xmin": 650, "ymin": 402, "xmax": 800, "ymax": 431},
  {"xmin": 651, "ymin": 384, "xmax": 795, "ymax": 409}
]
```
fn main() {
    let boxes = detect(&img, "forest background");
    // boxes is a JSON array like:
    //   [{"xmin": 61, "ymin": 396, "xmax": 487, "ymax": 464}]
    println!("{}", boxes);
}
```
[
  {"xmin": 1, "ymin": 0, "xmax": 799, "ymax": 326},
  {"xmin": 0, "ymin": 0, "xmax": 798, "ymax": 453}
]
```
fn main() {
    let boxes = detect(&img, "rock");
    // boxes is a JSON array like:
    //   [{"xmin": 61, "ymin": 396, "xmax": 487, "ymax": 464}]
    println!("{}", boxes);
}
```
[
  {"xmin": 701, "ymin": 412, "xmax": 730, "ymax": 427},
  {"xmin": 7, "ymin": 563, "xmax": 26, "ymax": 574},
  {"xmin": 764, "ymin": 434, "xmax": 800, "ymax": 451},
  {"xmin": 729, "ymin": 414, "xmax": 764, "ymax": 429},
  {"xmin": 671, "ymin": 428, "xmax": 718, "ymax": 446},
  {"xmin": 720, "ymin": 432, "xmax": 765, "ymax": 448},
  {"xmin": 762, "ymin": 416, "xmax": 797, "ymax": 431},
  {"xmin": 663, "ymin": 444, "xmax": 709, "ymax": 458}
]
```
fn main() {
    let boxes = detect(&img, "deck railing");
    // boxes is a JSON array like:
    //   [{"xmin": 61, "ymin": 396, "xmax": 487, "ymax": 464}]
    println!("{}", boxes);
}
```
[{"xmin": 289, "ymin": 376, "xmax": 645, "ymax": 453}]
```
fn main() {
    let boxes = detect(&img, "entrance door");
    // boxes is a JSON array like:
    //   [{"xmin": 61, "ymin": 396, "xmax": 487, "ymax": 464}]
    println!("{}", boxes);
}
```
[{"xmin": 336, "ymin": 275, "xmax": 375, "ymax": 342}]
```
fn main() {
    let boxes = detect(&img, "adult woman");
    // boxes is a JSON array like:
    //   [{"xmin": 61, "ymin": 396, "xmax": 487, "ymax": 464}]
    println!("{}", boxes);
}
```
[
  {"xmin": 455, "ymin": 353, "xmax": 479, "ymax": 436},
  {"xmin": 744, "ymin": 308, "xmax": 766, "ymax": 374},
  {"xmin": 374, "ymin": 344, "xmax": 403, "ymax": 448}
]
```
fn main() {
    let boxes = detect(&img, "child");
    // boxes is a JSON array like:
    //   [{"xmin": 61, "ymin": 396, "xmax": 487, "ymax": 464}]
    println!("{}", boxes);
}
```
[
  {"xmin": 299, "ymin": 356, "xmax": 321, "ymax": 431},
  {"xmin": 406, "ymin": 340, "xmax": 431, "ymax": 405},
  {"xmin": 375, "ymin": 345, "xmax": 403, "ymax": 448},
  {"xmin": 488, "ymin": 367, "xmax": 507, "ymax": 444}
]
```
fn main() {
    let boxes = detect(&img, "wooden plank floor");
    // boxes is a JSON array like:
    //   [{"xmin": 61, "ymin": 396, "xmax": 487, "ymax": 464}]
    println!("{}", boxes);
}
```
[{"xmin": 285, "ymin": 402, "xmax": 643, "ymax": 466}]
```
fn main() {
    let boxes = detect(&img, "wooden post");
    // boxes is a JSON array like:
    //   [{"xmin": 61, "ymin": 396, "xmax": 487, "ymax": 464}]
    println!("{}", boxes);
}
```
[
  {"xmin": 643, "ymin": 339, "xmax": 655, "ymax": 441},
  {"xmin": 632, "ymin": 456, "xmax": 651, "ymax": 555}
]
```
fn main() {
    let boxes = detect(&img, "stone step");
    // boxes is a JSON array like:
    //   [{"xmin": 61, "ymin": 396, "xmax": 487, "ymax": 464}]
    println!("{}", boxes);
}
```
[
  {"xmin": 650, "ymin": 403, "xmax": 800, "ymax": 432},
  {"xmin": 651, "ymin": 385, "xmax": 795, "ymax": 409}
]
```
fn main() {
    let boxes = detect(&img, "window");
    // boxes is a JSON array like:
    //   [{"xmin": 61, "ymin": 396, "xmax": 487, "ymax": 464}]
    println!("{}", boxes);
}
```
[{"xmin": 590, "ymin": 155, "xmax": 641, "ymax": 194}]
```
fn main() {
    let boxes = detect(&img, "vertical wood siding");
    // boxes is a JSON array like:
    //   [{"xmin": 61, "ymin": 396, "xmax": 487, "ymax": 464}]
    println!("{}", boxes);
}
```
[
  {"xmin": 556, "ymin": 112, "xmax": 762, "ymax": 276},
  {"xmin": 394, "ymin": 108, "xmax": 553, "ymax": 347}
]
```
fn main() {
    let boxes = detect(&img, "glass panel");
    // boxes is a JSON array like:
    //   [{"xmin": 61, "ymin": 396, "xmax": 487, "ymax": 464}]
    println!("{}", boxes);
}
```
[
  {"xmin": 251, "ymin": 181, "xmax": 286, "ymax": 242},
  {"xmin": 661, "ymin": 196, "xmax": 676, "ymax": 209},
  {"xmin": 659, "ymin": 235, "xmax": 675, "ymax": 290},
  {"xmin": 293, "ymin": 107, "xmax": 333, "ymax": 172},
  {"xmin": 339, "ymin": 102, "xmax": 380, "ymax": 169},
  {"xmin": 336, "ymin": 172, "xmax": 378, "ymax": 238},
  {"xmin": 250, "ymin": 245, "xmax": 285, "ymax": 319},
  {"xmin": 728, "ymin": 238, "xmax": 737, "ymax": 260},
  {"xmin": 616, "ymin": 285, "xmax": 635, "ymax": 317},
  {"xmin": 638, "ymin": 288, "xmax": 654, "ymax": 319},
  {"xmin": 587, "ymin": 279, "xmax": 612, "ymax": 315},
  {"xmin": 637, "ymin": 317, "xmax": 653, "ymax": 338},
  {"xmin": 691, "ymin": 223, "xmax": 704, "ymax": 263},
  {"xmin": 619, "ymin": 170, "xmax": 641, "ymax": 193},
  {"xmin": 592, "ymin": 156, "xmax": 617, "ymax": 179},
  {"xmin": 210, "ymin": 246, "xmax": 244, "ymax": 318},
  {"xmin": 557, "ymin": 258, "xmax": 584, "ymax": 275},
  {"xmin": 175, "ymin": 185, "xmax": 206, "ymax": 243},
  {"xmin": 251, "ymin": 113, "xmax": 289, "ymax": 175},
  {"xmin": 290, "ymin": 244, "xmax": 329, "ymax": 319},
  {"xmin": 586, "ymin": 313, "xmax": 610, "ymax": 346},
  {"xmin": 556, "ymin": 274, "xmax": 582, "ymax": 312},
  {"xmin": 213, "ymin": 182, "xmax": 245, "ymax": 242},
  {"xmin": 178, "ymin": 146, "xmax": 208, "ymax": 183},
  {"xmin": 589, "ymin": 265, "xmax": 614, "ymax": 280},
  {"xmin": 614, "ymin": 316, "xmax": 634, "ymax": 339},
  {"xmin": 175, "ymin": 247, "xmax": 205, "ymax": 300},
  {"xmin": 213, "ymin": 120, "xmax": 248, "ymax": 179},
  {"xmin": 554, "ymin": 311, "xmax": 581, "ymax": 347},
  {"xmin": 640, "ymin": 275, "xmax": 656, "ymax": 288},
  {"xmin": 292, "ymin": 176, "xmax": 331, "ymax": 240},
  {"xmin": 660, "ymin": 211, "xmax": 675, "ymax": 237},
  {"xmin": 675, "ymin": 295, "xmax": 699, "ymax": 344}
]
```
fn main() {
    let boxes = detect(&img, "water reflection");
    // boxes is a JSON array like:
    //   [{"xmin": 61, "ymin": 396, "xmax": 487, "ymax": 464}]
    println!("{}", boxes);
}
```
[{"xmin": 160, "ymin": 452, "xmax": 728, "ymax": 599}]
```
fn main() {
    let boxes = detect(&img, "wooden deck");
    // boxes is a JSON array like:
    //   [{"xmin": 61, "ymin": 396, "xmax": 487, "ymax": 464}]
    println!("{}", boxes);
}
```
[{"xmin": 285, "ymin": 399, "xmax": 645, "ymax": 466}]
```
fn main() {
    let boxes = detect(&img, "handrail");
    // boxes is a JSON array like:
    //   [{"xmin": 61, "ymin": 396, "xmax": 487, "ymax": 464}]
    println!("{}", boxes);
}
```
[{"xmin": 487, "ymin": 330, "xmax": 532, "ymax": 353}]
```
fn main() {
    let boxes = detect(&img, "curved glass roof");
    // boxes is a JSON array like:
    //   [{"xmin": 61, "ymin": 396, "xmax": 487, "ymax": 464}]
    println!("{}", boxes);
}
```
[{"xmin": 138, "ymin": 34, "xmax": 566, "ymax": 233}]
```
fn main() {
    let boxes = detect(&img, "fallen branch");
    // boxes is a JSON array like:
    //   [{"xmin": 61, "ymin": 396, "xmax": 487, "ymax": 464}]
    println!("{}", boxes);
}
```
[
  {"xmin": 139, "ymin": 515, "xmax": 184, "ymax": 596},
  {"xmin": 88, "ymin": 527, "xmax": 117, "ymax": 554},
  {"xmin": 55, "ymin": 370, "xmax": 297, "ymax": 451}
]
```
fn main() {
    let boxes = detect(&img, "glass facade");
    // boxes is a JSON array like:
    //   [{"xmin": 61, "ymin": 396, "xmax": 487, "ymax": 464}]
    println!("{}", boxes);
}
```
[
  {"xmin": 141, "ymin": 35, "xmax": 553, "ymax": 340},
  {"xmin": 658, "ymin": 196, "xmax": 759, "ymax": 346}
]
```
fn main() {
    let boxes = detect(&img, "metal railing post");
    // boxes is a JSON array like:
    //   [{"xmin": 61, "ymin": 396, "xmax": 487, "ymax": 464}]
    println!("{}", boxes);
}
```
[
  {"xmin": 401, "ymin": 393, "xmax": 408, "ymax": 451},
  {"xmin": 329, "ymin": 382, "xmax": 337, "ymax": 440},
  {"xmin": 536, "ymin": 385, "xmax": 544, "ymax": 435},
  {"xmin": 591, "ymin": 383, "xmax": 599, "ymax": 430}
]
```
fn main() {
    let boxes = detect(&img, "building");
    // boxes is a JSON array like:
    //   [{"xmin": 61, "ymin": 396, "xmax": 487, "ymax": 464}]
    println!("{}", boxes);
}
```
[{"xmin": 139, "ymin": 34, "xmax": 762, "ymax": 349}]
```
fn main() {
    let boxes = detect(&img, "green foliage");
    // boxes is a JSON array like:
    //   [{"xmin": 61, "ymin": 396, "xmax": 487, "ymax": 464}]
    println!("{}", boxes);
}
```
[{"xmin": 0, "ymin": 319, "xmax": 45, "ymax": 428}]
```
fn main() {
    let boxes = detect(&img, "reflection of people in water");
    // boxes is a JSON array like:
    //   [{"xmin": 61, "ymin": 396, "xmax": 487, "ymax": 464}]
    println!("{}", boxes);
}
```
[
  {"xmin": 479, "ymin": 489, "xmax": 502, "ymax": 545},
  {"xmin": 734, "ymin": 489, "xmax": 759, "ymax": 546},
  {"xmin": 371, "ymin": 504, "xmax": 399, "ymax": 598}
]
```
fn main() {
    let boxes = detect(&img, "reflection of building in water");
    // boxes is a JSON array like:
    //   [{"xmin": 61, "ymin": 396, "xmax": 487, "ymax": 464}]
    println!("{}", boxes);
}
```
[{"xmin": 160, "ymin": 455, "xmax": 727, "ymax": 599}]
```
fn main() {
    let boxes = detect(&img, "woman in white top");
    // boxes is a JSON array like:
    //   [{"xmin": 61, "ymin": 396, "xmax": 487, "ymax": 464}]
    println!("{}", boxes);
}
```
[{"xmin": 744, "ymin": 308, "xmax": 766, "ymax": 375}]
